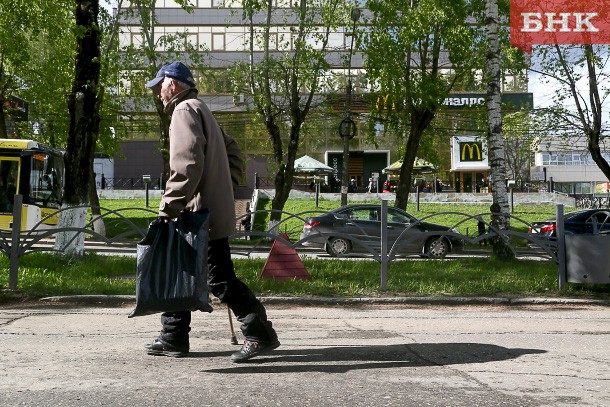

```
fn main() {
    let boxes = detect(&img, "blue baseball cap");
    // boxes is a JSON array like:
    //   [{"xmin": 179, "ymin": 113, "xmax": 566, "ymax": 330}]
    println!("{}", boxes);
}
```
[{"xmin": 146, "ymin": 61, "xmax": 196, "ymax": 88}]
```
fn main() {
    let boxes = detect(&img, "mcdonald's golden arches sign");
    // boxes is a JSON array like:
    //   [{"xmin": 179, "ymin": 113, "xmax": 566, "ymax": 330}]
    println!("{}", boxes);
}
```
[{"xmin": 459, "ymin": 142, "xmax": 483, "ymax": 162}]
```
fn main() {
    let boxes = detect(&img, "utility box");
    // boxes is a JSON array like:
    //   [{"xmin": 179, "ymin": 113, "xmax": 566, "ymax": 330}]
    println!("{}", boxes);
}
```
[{"xmin": 565, "ymin": 234, "xmax": 610, "ymax": 284}]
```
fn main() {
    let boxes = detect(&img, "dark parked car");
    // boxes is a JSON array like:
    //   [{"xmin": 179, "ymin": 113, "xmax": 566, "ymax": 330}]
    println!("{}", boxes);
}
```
[
  {"xmin": 528, "ymin": 209, "xmax": 610, "ymax": 237},
  {"xmin": 300, "ymin": 204, "xmax": 463, "ymax": 258}
]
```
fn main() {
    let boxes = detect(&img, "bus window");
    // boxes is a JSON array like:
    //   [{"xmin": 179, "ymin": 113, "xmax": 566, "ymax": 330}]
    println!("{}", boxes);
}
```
[
  {"xmin": 29, "ymin": 153, "xmax": 63, "ymax": 208},
  {"xmin": 47, "ymin": 155, "xmax": 64, "ymax": 207},
  {"xmin": 0, "ymin": 159, "xmax": 19, "ymax": 212}
]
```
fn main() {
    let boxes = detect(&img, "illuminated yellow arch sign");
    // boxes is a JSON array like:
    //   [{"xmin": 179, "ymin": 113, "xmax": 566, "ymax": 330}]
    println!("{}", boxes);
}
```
[
  {"xmin": 375, "ymin": 94, "xmax": 396, "ymax": 111},
  {"xmin": 460, "ymin": 142, "xmax": 483, "ymax": 162}
]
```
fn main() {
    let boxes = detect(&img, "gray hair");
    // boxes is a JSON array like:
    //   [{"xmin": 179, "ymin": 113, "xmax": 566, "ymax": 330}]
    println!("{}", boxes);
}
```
[{"xmin": 168, "ymin": 77, "xmax": 193, "ymax": 90}]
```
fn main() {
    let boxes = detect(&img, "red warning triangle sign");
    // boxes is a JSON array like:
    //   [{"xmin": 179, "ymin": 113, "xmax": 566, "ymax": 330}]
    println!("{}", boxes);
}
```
[{"xmin": 260, "ymin": 234, "xmax": 311, "ymax": 281}]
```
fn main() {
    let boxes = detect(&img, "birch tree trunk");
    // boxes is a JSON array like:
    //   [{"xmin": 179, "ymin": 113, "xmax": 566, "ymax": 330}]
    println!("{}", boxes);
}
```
[{"xmin": 485, "ymin": 0, "xmax": 513, "ymax": 259}]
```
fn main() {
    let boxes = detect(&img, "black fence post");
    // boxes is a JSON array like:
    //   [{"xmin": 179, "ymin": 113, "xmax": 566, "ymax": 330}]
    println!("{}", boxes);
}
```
[
  {"xmin": 557, "ymin": 204, "xmax": 566, "ymax": 290},
  {"xmin": 380, "ymin": 199, "xmax": 388, "ymax": 291}
]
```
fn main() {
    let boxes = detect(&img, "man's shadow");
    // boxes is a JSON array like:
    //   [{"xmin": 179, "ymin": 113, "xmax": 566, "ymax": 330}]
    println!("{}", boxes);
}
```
[{"xmin": 194, "ymin": 343, "xmax": 546, "ymax": 373}]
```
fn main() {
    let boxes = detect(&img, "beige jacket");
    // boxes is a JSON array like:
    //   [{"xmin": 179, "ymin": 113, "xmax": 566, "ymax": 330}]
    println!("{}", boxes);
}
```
[{"xmin": 160, "ymin": 89, "xmax": 236, "ymax": 240}]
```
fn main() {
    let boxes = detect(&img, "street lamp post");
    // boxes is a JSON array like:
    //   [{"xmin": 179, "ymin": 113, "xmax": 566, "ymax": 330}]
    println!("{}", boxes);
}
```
[{"xmin": 340, "ymin": 7, "xmax": 361, "ymax": 206}]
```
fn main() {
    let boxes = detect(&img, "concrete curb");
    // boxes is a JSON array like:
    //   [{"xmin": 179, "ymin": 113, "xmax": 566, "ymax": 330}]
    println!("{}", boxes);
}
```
[{"xmin": 37, "ymin": 294, "xmax": 610, "ymax": 307}]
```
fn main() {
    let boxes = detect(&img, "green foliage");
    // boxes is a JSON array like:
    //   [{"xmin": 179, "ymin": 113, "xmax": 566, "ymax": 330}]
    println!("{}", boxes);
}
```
[
  {"xmin": 362, "ymin": 0, "xmax": 493, "ymax": 209},
  {"xmin": 235, "ymin": 0, "xmax": 353, "ymax": 110},
  {"xmin": 502, "ymin": 110, "xmax": 538, "ymax": 186},
  {"xmin": 0, "ymin": 0, "xmax": 74, "ymax": 143},
  {"xmin": 113, "ymin": 1, "xmax": 211, "ymax": 143},
  {"xmin": 364, "ymin": 0, "xmax": 483, "ymax": 109},
  {"xmin": 232, "ymin": 0, "xmax": 356, "ymax": 219}
]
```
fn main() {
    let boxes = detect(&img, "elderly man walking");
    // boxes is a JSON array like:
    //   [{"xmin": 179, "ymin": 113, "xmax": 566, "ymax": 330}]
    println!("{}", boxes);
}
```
[{"xmin": 143, "ymin": 61, "xmax": 279, "ymax": 362}]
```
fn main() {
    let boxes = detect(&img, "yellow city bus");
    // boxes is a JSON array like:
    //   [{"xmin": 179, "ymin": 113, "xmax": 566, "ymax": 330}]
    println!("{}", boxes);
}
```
[{"xmin": 0, "ymin": 138, "xmax": 64, "ymax": 230}]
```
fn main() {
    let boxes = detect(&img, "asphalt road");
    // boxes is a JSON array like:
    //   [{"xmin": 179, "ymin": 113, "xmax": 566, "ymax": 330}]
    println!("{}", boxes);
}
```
[{"xmin": 1, "ymin": 299, "xmax": 608, "ymax": 406}]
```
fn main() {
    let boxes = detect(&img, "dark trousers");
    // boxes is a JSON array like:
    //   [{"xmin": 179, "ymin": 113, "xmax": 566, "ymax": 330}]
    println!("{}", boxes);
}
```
[{"xmin": 160, "ymin": 238, "xmax": 277, "ymax": 346}]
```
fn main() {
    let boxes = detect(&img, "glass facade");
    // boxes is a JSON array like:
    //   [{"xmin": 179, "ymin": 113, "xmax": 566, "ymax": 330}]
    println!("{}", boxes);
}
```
[{"xmin": 541, "ymin": 151, "xmax": 610, "ymax": 166}]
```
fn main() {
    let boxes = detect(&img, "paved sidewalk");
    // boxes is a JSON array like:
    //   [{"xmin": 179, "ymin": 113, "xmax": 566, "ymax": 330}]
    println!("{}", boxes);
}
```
[{"xmin": 1, "ymin": 299, "xmax": 609, "ymax": 406}]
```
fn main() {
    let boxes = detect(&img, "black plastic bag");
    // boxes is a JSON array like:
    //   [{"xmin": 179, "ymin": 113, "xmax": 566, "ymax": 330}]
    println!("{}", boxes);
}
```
[{"xmin": 128, "ymin": 210, "xmax": 213, "ymax": 318}]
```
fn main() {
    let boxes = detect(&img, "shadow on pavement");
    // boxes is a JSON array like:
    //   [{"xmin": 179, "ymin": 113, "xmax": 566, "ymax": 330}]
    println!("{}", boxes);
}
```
[{"xmin": 198, "ymin": 342, "xmax": 546, "ymax": 373}]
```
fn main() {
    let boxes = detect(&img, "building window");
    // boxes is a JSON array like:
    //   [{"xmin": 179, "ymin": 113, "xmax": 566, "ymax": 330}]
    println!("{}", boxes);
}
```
[
  {"xmin": 155, "ymin": 0, "xmax": 187, "ymax": 8},
  {"xmin": 541, "ymin": 151, "xmax": 610, "ymax": 166},
  {"xmin": 131, "ymin": 33, "xmax": 144, "ymax": 47},
  {"xmin": 212, "ymin": 33, "xmax": 225, "ymax": 50},
  {"xmin": 185, "ymin": 32, "xmax": 198, "ymax": 48},
  {"xmin": 555, "ymin": 182, "xmax": 593, "ymax": 194},
  {"xmin": 225, "ymin": 29, "xmax": 248, "ymax": 51},
  {"xmin": 375, "ymin": 122, "xmax": 384, "ymax": 137}
]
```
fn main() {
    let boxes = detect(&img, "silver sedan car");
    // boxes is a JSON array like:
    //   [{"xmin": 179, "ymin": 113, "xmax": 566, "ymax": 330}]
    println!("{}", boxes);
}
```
[{"xmin": 300, "ymin": 204, "xmax": 463, "ymax": 258}]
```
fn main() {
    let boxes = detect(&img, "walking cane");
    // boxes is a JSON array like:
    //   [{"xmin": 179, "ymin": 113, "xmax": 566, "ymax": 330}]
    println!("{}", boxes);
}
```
[{"xmin": 228, "ymin": 305, "xmax": 238, "ymax": 345}]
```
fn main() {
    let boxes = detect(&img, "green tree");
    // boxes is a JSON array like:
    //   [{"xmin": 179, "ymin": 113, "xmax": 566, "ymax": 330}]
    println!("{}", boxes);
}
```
[
  {"xmin": 116, "ymin": 0, "xmax": 208, "ymax": 183},
  {"xmin": 503, "ymin": 110, "xmax": 536, "ymax": 189},
  {"xmin": 0, "ymin": 1, "xmax": 127, "ymax": 159},
  {"xmin": 27, "ymin": 1, "xmax": 132, "ymax": 238},
  {"xmin": 0, "ymin": 0, "xmax": 33, "ymax": 138},
  {"xmin": 234, "ymin": 0, "xmax": 351, "ymax": 226},
  {"xmin": 0, "ymin": 0, "xmax": 74, "ymax": 140},
  {"xmin": 363, "ymin": 0, "xmax": 483, "ymax": 210},
  {"xmin": 530, "ymin": 44, "xmax": 610, "ymax": 182}
]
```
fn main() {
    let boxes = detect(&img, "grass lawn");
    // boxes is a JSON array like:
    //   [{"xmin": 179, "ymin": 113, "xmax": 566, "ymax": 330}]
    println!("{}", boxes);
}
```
[
  {"xmin": 1, "ymin": 197, "xmax": 607, "ymax": 303},
  {"xmin": 1, "ymin": 249, "xmax": 608, "ymax": 304}
]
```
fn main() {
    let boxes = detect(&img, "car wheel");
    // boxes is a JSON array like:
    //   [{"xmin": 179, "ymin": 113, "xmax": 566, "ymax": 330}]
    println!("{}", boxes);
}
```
[
  {"xmin": 326, "ymin": 237, "xmax": 351, "ymax": 256},
  {"xmin": 425, "ymin": 237, "xmax": 449, "ymax": 259}
]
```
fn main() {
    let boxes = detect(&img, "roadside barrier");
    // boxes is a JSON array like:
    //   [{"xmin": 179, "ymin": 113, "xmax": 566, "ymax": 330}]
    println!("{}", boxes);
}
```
[
  {"xmin": 0, "ymin": 195, "xmax": 157, "ymax": 289},
  {"xmin": 3, "ymin": 197, "xmax": 596, "ymax": 291}
]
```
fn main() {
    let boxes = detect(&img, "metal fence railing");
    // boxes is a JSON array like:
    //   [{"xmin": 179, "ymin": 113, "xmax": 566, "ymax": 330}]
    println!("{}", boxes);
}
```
[
  {"xmin": 99, "ymin": 177, "xmax": 163, "ymax": 190},
  {"xmin": 4, "ymin": 195, "xmax": 603, "ymax": 291},
  {"xmin": 573, "ymin": 193, "xmax": 610, "ymax": 209},
  {"xmin": 0, "ymin": 196, "xmax": 158, "ymax": 289},
  {"xmin": 237, "ymin": 202, "xmax": 566, "ymax": 290}
]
